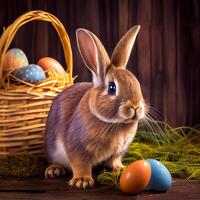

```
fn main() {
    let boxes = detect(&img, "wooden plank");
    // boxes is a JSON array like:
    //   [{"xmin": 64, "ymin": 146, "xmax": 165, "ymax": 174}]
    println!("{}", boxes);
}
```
[
  {"xmin": 163, "ymin": 0, "xmax": 177, "ymax": 127},
  {"xmin": 118, "ymin": 0, "xmax": 129, "ymax": 38},
  {"xmin": 55, "ymin": 0, "xmax": 67, "ymax": 70},
  {"xmin": 150, "ymin": 0, "xmax": 164, "ymax": 120},
  {"xmin": 35, "ymin": 21, "xmax": 48, "ymax": 62},
  {"xmin": 104, "ymin": 0, "xmax": 115, "ymax": 54},
  {"xmin": 72, "ymin": 0, "xmax": 91, "ymax": 82},
  {"xmin": 136, "ymin": 0, "xmax": 152, "ymax": 105},
  {"xmin": 0, "ymin": 0, "xmax": 6, "ymax": 35},
  {"xmin": 187, "ymin": 0, "xmax": 200, "ymax": 127},
  {"xmin": 85, "ymin": 0, "xmax": 100, "ymax": 34},
  {"xmin": 176, "ymin": 0, "xmax": 188, "ymax": 126},
  {"xmin": 126, "ymin": 0, "xmax": 137, "ymax": 74}
]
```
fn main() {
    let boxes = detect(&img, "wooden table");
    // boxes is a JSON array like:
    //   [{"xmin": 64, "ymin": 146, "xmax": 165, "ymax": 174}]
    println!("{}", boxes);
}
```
[{"xmin": 0, "ymin": 177, "xmax": 199, "ymax": 200}]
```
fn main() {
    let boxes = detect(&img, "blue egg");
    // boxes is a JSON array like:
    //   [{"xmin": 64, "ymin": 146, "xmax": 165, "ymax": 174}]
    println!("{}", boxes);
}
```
[
  {"xmin": 12, "ymin": 64, "xmax": 46, "ymax": 84},
  {"xmin": 146, "ymin": 159, "xmax": 172, "ymax": 192}
]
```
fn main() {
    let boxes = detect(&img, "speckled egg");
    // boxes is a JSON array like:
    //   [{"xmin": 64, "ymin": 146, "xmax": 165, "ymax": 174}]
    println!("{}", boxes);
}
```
[
  {"xmin": 3, "ymin": 48, "xmax": 29, "ymax": 73},
  {"xmin": 12, "ymin": 64, "xmax": 46, "ymax": 84}
]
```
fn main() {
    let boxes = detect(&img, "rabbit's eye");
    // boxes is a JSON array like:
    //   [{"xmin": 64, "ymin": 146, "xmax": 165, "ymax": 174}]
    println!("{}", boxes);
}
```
[{"xmin": 108, "ymin": 81, "xmax": 116, "ymax": 96}]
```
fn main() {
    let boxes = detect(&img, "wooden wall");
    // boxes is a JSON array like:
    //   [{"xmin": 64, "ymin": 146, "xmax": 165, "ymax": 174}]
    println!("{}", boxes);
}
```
[{"xmin": 0, "ymin": 0, "xmax": 200, "ymax": 127}]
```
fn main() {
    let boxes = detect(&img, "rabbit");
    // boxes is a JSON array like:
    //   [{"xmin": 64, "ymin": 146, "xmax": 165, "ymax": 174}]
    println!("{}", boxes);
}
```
[{"xmin": 44, "ymin": 25, "xmax": 147, "ymax": 189}]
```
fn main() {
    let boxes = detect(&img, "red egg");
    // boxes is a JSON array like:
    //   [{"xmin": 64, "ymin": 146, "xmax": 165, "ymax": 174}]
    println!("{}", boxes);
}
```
[
  {"xmin": 120, "ymin": 160, "xmax": 151, "ymax": 194},
  {"xmin": 37, "ymin": 57, "xmax": 65, "ymax": 75}
]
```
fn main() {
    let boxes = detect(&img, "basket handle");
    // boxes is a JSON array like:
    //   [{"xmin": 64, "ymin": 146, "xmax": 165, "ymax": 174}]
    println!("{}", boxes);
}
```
[{"xmin": 0, "ymin": 10, "xmax": 73, "ymax": 88}]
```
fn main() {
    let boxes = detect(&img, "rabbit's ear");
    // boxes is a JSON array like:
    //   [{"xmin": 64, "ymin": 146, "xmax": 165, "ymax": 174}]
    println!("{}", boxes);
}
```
[
  {"xmin": 76, "ymin": 29, "xmax": 110, "ymax": 86},
  {"xmin": 111, "ymin": 25, "xmax": 140, "ymax": 68}
]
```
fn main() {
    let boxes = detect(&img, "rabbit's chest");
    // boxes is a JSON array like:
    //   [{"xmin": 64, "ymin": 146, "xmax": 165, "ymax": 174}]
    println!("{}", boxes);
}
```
[
  {"xmin": 111, "ymin": 131, "xmax": 136, "ymax": 154},
  {"xmin": 90, "ymin": 124, "xmax": 137, "ymax": 165}
]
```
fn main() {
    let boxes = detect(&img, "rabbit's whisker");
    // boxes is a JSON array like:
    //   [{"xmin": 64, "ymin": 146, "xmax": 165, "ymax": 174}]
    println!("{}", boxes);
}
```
[
  {"xmin": 146, "ymin": 115, "xmax": 164, "ymax": 136},
  {"xmin": 148, "ymin": 106, "xmax": 163, "ymax": 119},
  {"xmin": 143, "ymin": 117, "xmax": 160, "ymax": 145}
]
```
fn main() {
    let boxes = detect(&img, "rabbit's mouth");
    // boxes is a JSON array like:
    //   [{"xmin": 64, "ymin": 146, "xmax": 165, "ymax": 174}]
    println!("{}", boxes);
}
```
[{"xmin": 118, "ymin": 101, "xmax": 146, "ymax": 122}]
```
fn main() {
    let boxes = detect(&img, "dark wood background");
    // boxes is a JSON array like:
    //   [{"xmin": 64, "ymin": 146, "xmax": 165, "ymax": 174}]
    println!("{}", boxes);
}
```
[{"xmin": 0, "ymin": 0, "xmax": 200, "ymax": 128}]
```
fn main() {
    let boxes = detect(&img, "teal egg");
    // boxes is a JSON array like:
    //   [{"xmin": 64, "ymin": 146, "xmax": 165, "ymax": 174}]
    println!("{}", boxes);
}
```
[
  {"xmin": 12, "ymin": 64, "xmax": 46, "ymax": 84},
  {"xmin": 146, "ymin": 159, "xmax": 172, "ymax": 192}
]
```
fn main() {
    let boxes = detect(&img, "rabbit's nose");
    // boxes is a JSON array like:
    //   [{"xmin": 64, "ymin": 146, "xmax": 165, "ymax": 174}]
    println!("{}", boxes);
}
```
[{"xmin": 130, "ymin": 105, "xmax": 140, "ymax": 119}]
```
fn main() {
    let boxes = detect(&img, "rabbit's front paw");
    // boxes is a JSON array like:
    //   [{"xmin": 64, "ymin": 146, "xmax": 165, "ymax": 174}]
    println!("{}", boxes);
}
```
[
  {"xmin": 68, "ymin": 176, "xmax": 94, "ymax": 189},
  {"xmin": 45, "ymin": 164, "xmax": 66, "ymax": 178}
]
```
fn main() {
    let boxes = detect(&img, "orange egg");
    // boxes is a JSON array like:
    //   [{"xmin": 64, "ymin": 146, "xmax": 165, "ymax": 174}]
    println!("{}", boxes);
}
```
[
  {"xmin": 37, "ymin": 57, "xmax": 65, "ymax": 75},
  {"xmin": 120, "ymin": 160, "xmax": 151, "ymax": 194}
]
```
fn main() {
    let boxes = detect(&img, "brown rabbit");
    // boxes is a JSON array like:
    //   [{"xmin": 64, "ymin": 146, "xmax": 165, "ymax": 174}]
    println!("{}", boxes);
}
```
[{"xmin": 45, "ymin": 25, "xmax": 146, "ymax": 189}]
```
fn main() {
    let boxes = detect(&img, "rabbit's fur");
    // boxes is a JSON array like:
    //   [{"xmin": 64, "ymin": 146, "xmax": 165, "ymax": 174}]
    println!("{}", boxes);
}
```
[{"xmin": 45, "ymin": 25, "xmax": 146, "ymax": 189}]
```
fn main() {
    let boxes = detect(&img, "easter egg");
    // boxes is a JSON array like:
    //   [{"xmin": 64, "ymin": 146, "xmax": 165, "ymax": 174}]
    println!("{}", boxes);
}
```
[
  {"xmin": 146, "ymin": 159, "xmax": 172, "ymax": 192},
  {"xmin": 120, "ymin": 160, "xmax": 151, "ymax": 194},
  {"xmin": 3, "ymin": 48, "xmax": 29, "ymax": 73},
  {"xmin": 12, "ymin": 64, "xmax": 46, "ymax": 84},
  {"xmin": 37, "ymin": 57, "xmax": 65, "ymax": 75}
]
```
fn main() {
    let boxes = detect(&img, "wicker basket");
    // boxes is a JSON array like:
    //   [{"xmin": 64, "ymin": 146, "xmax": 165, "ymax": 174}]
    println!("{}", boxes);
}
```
[{"xmin": 0, "ymin": 10, "xmax": 73, "ymax": 157}]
